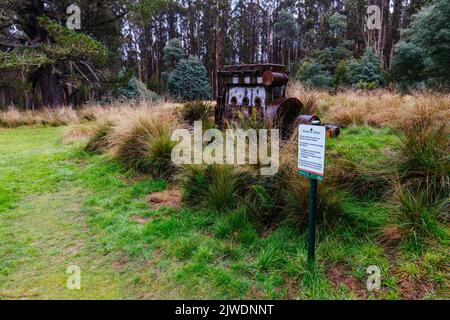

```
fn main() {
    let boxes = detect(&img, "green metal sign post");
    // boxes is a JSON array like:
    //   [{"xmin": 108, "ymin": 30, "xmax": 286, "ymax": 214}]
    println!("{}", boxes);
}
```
[
  {"xmin": 307, "ymin": 178, "xmax": 318, "ymax": 263},
  {"xmin": 299, "ymin": 171, "xmax": 320, "ymax": 264},
  {"xmin": 298, "ymin": 124, "xmax": 326, "ymax": 264}
]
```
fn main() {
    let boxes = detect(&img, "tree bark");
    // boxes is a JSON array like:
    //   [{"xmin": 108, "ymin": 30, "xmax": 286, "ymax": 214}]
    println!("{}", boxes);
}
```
[{"xmin": 38, "ymin": 69, "xmax": 66, "ymax": 108}]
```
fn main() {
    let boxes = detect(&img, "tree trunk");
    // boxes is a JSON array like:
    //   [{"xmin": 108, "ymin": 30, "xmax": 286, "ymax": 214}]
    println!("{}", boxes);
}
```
[{"xmin": 38, "ymin": 69, "xmax": 66, "ymax": 107}]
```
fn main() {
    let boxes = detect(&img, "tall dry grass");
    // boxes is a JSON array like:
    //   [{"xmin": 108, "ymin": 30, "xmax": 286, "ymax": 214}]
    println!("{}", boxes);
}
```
[
  {"xmin": 287, "ymin": 82, "xmax": 450, "ymax": 128},
  {"xmin": 0, "ymin": 99, "xmax": 183, "ymax": 128},
  {"xmin": 0, "ymin": 107, "xmax": 79, "ymax": 128}
]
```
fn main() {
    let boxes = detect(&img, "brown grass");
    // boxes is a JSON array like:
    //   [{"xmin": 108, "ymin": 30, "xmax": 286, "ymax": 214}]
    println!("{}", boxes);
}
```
[
  {"xmin": 0, "ymin": 107, "xmax": 79, "ymax": 128},
  {"xmin": 287, "ymin": 83, "xmax": 450, "ymax": 128},
  {"xmin": 0, "ymin": 100, "xmax": 183, "ymax": 129},
  {"xmin": 61, "ymin": 123, "xmax": 100, "ymax": 144}
]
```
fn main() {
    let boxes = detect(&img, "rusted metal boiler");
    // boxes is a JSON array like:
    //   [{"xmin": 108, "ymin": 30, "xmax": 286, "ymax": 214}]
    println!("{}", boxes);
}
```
[{"xmin": 215, "ymin": 64, "xmax": 339, "ymax": 138}]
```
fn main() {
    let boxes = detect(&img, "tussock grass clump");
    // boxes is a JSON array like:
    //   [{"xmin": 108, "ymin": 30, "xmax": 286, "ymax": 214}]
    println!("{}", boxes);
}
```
[
  {"xmin": 181, "ymin": 165, "xmax": 255, "ymax": 212},
  {"xmin": 394, "ymin": 101, "xmax": 449, "ymax": 202},
  {"xmin": 146, "ymin": 133, "xmax": 176, "ymax": 179},
  {"xmin": 213, "ymin": 207, "xmax": 257, "ymax": 245},
  {"xmin": 382, "ymin": 100, "xmax": 449, "ymax": 248},
  {"xmin": 77, "ymin": 104, "xmax": 115, "ymax": 122},
  {"xmin": 286, "ymin": 82, "xmax": 319, "ymax": 115},
  {"xmin": 62, "ymin": 123, "xmax": 100, "ymax": 144},
  {"xmin": 382, "ymin": 184, "xmax": 446, "ymax": 249},
  {"xmin": 108, "ymin": 107, "xmax": 178, "ymax": 178},
  {"xmin": 0, "ymin": 108, "xmax": 34, "ymax": 127},
  {"xmin": 325, "ymin": 156, "xmax": 392, "ymax": 200},
  {"xmin": 282, "ymin": 175, "xmax": 346, "ymax": 229},
  {"xmin": 84, "ymin": 121, "xmax": 115, "ymax": 154},
  {"xmin": 179, "ymin": 101, "xmax": 213, "ymax": 124}
]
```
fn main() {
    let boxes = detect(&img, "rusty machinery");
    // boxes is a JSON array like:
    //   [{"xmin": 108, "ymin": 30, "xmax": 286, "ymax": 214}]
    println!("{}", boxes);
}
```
[{"xmin": 215, "ymin": 64, "xmax": 340, "ymax": 138}]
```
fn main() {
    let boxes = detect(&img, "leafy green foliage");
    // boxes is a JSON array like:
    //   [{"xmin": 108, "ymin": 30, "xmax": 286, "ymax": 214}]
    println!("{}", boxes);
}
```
[
  {"xmin": 274, "ymin": 10, "xmax": 299, "ymax": 42},
  {"xmin": 296, "ymin": 60, "xmax": 332, "ymax": 88},
  {"xmin": 393, "ymin": 0, "xmax": 450, "ymax": 87},
  {"xmin": 38, "ymin": 17, "xmax": 109, "ymax": 66},
  {"xmin": 116, "ymin": 76, "xmax": 160, "ymax": 102},
  {"xmin": 402, "ymin": 0, "xmax": 450, "ymax": 84},
  {"xmin": 329, "ymin": 12, "xmax": 347, "ymax": 40},
  {"xmin": 168, "ymin": 56, "xmax": 211, "ymax": 101},
  {"xmin": 132, "ymin": 0, "xmax": 166, "ymax": 18},
  {"xmin": 333, "ymin": 60, "xmax": 348, "ymax": 86},
  {"xmin": 392, "ymin": 42, "xmax": 426, "ymax": 88},
  {"xmin": 163, "ymin": 38, "xmax": 185, "ymax": 70},
  {"xmin": 346, "ymin": 48, "xmax": 385, "ymax": 88}
]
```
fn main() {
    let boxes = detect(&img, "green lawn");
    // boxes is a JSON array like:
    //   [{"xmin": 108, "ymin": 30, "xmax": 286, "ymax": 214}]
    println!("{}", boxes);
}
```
[{"xmin": 0, "ymin": 126, "xmax": 447, "ymax": 299}]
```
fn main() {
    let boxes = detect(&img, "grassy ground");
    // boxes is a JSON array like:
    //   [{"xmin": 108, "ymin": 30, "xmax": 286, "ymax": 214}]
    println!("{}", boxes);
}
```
[{"xmin": 0, "ymin": 126, "xmax": 447, "ymax": 299}]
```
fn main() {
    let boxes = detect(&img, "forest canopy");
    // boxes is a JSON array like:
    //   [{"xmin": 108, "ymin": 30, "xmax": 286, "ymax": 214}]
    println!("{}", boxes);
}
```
[{"xmin": 0, "ymin": 0, "xmax": 449, "ymax": 109}]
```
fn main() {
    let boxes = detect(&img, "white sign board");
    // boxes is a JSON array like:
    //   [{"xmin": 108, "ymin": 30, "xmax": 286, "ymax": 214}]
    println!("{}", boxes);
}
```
[{"xmin": 298, "ymin": 125, "xmax": 326, "ymax": 178}]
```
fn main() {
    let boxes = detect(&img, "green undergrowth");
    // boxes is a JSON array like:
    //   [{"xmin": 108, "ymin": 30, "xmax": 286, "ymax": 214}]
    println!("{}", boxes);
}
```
[{"xmin": 0, "ymin": 126, "xmax": 447, "ymax": 299}]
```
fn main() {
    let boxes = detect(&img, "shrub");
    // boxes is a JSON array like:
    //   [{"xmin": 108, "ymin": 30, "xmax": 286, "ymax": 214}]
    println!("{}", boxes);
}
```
[
  {"xmin": 395, "ymin": 0, "xmax": 450, "ymax": 86},
  {"xmin": 163, "ymin": 38, "xmax": 185, "ymax": 70},
  {"xmin": 392, "ymin": 41, "xmax": 426, "ymax": 89},
  {"xmin": 147, "ymin": 74, "xmax": 164, "ymax": 94},
  {"xmin": 333, "ymin": 60, "xmax": 348, "ymax": 87},
  {"xmin": 346, "ymin": 48, "xmax": 384, "ymax": 88},
  {"xmin": 117, "ymin": 76, "xmax": 160, "ymax": 102},
  {"xmin": 168, "ymin": 56, "xmax": 211, "ymax": 101},
  {"xmin": 296, "ymin": 60, "xmax": 332, "ymax": 88}
]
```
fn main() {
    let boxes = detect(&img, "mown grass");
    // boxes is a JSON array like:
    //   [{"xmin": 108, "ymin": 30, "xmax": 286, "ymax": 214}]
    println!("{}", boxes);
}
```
[{"xmin": 1, "ymin": 125, "xmax": 448, "ymax": 299}]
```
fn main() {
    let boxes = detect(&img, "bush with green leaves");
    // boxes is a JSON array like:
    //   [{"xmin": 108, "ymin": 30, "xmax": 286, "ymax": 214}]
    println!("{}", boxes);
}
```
[
  {"xmin": 393, "ymin": 0, "xmax": 450, "ymax": 87},
  {"xmin": 346, "ymin": 48, "xmax": 385, "ymax": 88},
  {"xmin": 329, "ymin": 12, "xmax": 347, "ymax": 40},
  {"xmin": 117, "ymin": 76, "xmax": 160, "ymax": 102},
  {"xmin": 392, "ymin": 42, "xmax": 427, "ymax": 89},
  {"xmin": 163, "ymin": 38, "xmax": 185, "ymax": 70},
  {"xmin": 168, "ymin": 56, "xmax": 212, "ymax": 101},
  {"xmin": 147, "ymin": 74, "xmax": 164, "ymax": 94},
  {"xmin": 296, "ymin": 59, "xmax": 332, "ymax": 88},
  {"xmin": 332, "ymin": 59, "xmax": 348, "ymax": 87}
]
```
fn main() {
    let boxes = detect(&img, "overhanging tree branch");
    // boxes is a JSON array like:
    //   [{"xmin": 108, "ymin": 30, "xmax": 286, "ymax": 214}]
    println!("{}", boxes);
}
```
[{"xmin": 95, "ymin": 10, "xmax": 129, "ymax": 26}]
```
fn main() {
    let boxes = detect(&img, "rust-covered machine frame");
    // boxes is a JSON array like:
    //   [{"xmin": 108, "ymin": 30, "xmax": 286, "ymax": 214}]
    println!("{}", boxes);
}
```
[{"xmin": 215, "ymin": 64, "xmax": 306, "ymax": 136}]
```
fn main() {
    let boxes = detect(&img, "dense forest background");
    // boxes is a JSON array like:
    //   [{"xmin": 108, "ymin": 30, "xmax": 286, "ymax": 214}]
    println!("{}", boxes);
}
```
[{"xmin": 0, "ymin": 0, "xmax": 449, "ymax": 109}]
